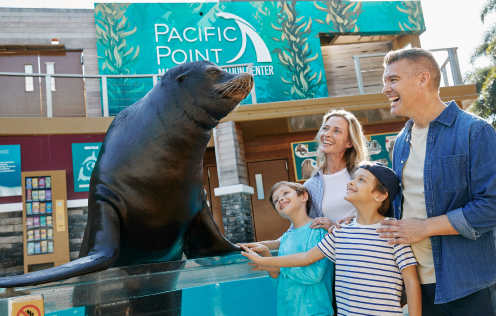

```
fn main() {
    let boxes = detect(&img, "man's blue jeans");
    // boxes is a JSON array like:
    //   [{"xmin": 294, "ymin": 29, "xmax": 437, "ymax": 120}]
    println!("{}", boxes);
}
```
[{"xmin": 421, "ymin": 283, "xmax": 496, "ymax": 316}]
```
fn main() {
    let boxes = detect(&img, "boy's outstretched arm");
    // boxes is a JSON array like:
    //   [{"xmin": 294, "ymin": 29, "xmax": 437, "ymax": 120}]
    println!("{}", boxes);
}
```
[
  {"xmin": 240, "ymin": 244, "xmax": 325, "ymax": 267},
  {"xmin": 238, "ymin": 240, "xmax": 281, "ymax": 250},
  {"xmin": 401, "ymin": 265, "xmax": 421, "ymax": 316}
]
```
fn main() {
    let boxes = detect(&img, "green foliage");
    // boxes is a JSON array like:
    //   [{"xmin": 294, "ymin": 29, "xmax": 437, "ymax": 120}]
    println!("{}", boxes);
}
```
[
  {"xmin": 466, "ymin": 67, "xmax": 496, "ymax": 127},
  {"xmin": 396, "ymin": 1, "xmax": 423, "ymax": 32},
  {"xmin": 271, "ymin": 1, "xmax": 324, "ymax": 99},
  {"xmin": 481, "ymin": 0, "xmax": 496, "ymax": 23},
  {"xmin": 466, "ymin": 0, "xmax": 496, "ymax": 126},
  {"xmin": 314, "ymin": 1, "xmax": 363, "ymax": 33}
]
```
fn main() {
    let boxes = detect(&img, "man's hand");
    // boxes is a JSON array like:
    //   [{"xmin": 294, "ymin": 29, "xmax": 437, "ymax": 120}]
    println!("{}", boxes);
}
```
[{"xmin": 377, "ymin": 218, "xmax": 430, "ymax": 244}]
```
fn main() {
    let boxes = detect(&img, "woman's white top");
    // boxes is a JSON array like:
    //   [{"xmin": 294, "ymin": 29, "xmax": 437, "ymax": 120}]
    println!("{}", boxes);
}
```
[{"xmin": 321, "ymin": 168, "xmax": 357, "ymax": 223}]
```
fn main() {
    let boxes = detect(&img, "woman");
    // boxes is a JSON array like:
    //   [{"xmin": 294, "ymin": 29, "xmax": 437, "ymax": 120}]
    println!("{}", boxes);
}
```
[{"xmin": 257, "ymin": 109, "xmax": 369, "ymax": 249}]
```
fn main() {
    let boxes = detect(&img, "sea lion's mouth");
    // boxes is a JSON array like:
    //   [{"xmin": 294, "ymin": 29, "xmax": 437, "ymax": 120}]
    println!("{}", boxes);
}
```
[{"xmin": 212, "ymin": 73, "xmax": 254, "ymax": 100}]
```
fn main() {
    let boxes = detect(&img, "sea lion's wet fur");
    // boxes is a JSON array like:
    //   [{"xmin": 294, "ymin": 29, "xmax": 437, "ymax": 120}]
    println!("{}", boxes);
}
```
[{"xmin": 0, "ymin": 61, "xmax": 253, "ymax": 287}]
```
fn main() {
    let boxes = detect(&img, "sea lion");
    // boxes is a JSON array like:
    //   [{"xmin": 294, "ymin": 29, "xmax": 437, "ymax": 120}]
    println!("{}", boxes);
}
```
[{"xmin": 0, "ymin": 60, "xmax": 253, "ymax": 287}]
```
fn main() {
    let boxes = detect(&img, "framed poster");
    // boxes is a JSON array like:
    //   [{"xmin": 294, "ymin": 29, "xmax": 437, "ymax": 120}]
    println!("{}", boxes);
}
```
[
  {"xmin": 71, "ymin": 143, "xmax": 102, "ymax": 192},
  {"xmin": 290, "ymin": 141, "xmax": 318, "ymax": 182},
  {"xmin": 366, "ymin": 132, "xmax": 399, "ymax": 167},
  {"xmin": 0, "ymin": 144, "xmax": 22, "ymax": 197}
]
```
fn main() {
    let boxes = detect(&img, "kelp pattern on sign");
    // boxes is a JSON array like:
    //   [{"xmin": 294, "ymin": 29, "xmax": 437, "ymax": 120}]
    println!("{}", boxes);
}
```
[
  {"xmin": 271, "ymin": 1, "xmax": 324, "ymax": 99},
  {"xmin": 397, "ymin": 1, "xmax": 423, "ymax": 32},
  {"xmin": 95, "ymin": 4, "xmax": 147, "ymax": 115},
  {"xmin": 95, "ymin": 4, "xmax": 140, "ymax": 74},
  {"xmin": 314, "ymin": 1, "xmax": 363, "ymax": 33}
]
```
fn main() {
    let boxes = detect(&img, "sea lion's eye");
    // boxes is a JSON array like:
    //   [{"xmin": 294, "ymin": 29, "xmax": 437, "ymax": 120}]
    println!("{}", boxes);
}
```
[{"xmin": 209, "ymin": 69, "xmax": 220, "ymax": 75}]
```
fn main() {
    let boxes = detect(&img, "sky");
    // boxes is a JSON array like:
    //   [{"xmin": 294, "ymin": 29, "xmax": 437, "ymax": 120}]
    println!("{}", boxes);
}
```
[{"xmin": 0, "ymin": 0, "xmax": 495, "ymax": 78}]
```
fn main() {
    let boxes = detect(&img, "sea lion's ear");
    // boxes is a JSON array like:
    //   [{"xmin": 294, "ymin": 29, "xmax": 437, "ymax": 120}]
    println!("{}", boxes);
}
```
[{"xmin": 175, "ymin": 71, "xmax": 190, "ymax": 82}]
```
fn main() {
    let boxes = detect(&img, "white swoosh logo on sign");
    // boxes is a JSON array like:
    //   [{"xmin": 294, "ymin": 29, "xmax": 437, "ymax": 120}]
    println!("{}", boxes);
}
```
[{"xmin": 216, "ymin": 12, "xmax": 272, "ymax": 64}]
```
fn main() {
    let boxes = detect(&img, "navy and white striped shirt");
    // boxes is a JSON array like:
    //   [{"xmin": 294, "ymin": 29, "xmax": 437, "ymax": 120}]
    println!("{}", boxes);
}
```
[{"xmin": 317, "ymin": 219, "xmax": 417, "ymax": 316}]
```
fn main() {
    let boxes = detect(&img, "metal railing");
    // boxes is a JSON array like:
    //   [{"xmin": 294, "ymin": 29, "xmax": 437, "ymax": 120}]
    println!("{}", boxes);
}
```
[
  {"xmin": 352, "ymin": 47, "xmax": 464, "ymax": 95},
  {"xmin": 0, "ymin": 63, "xmax": 256, "ymax": 118}
]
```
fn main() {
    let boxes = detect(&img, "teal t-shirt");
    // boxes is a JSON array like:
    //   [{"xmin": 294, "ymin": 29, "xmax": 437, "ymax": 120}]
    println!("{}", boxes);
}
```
[{"xmin": 272, "ymin": 222, "xmax": 334, "ymax": 316}]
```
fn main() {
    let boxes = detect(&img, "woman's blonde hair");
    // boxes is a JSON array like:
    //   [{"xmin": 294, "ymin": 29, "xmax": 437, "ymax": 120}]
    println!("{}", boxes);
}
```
[{"xmin": 314, "ymin": 109, "xmax": 369, "ymax": 175}]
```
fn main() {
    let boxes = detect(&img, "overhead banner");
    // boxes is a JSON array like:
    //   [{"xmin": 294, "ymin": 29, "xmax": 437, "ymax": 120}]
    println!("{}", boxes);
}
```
[
  {"xmin": 0, "ymin": 144, "xmax": 22, "ymax": 197},
  {"xmin": 71, "ymin": 143, "xmax": 102, "ymax": 192},
  {"xmin": 94, "ymin": 1, "xmax": 425, "ymax": 114}
]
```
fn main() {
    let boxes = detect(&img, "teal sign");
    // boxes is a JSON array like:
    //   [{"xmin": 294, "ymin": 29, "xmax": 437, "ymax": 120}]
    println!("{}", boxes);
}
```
[
  {"xmin": 72, "ymin": 143, "xmax": 102, "ymax": 192},
  {"xmin": 291, "ymin": 141, "xmax": 318, "ymax": 181},
  {"xmin": 0, "ymin": 145, "xmax": 22, "ymax": 197},
  {"xmin": 368, "ymin": 133, "xmax": 398, "ymax": 167},
  {"xmin": 95, "ymin": 1, "xmax": 425, "ymax": 114}
]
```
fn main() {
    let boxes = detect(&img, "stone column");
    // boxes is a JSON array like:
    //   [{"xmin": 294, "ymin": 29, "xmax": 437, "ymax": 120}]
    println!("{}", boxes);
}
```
[{"xmin": 213, "ymin": 121, "xmax": 255, "ymax": 243}]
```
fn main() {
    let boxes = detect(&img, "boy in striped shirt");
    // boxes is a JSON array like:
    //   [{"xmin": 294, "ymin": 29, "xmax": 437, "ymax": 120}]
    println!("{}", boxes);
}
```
[{"xmin": 242, "ymin": 162, "xmax": 421, "ymax": 316}]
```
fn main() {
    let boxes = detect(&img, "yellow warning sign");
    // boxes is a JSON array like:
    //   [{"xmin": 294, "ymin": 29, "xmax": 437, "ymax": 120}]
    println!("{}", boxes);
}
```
[{"xmin": 11, "ymin": 299, "xmax": 44, "ymax": 316}]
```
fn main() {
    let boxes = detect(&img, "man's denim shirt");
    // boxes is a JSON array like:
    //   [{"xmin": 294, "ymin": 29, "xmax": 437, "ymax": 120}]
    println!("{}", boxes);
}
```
[{"xmin": 392, "ymin": 101, "xmax": 496, "ymax": 304}]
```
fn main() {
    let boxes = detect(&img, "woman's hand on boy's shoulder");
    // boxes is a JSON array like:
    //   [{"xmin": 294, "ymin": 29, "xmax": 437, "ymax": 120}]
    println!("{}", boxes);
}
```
[{"xmin": 309, "ymin": 217, "xmax": 334, "ymax": 231}]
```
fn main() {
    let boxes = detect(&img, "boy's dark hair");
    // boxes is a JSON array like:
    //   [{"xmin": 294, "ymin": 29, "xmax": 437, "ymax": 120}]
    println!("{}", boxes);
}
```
[
  {"xmin": 357, "ymin": 161, "xmax": 397, "ymax": 217},
  {"xmin": 372, "ymin": 178, "xmax": 390, "ymax": 216},
  {"xmin": 268, "ymin": 181, "xmax": 312, "ymax": 215}
]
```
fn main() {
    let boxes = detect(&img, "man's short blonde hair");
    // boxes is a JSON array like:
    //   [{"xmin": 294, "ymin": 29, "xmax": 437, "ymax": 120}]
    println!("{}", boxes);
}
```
[{"xmin": 383, "ymin": 48, "xmax": 441, "ymax": 90}]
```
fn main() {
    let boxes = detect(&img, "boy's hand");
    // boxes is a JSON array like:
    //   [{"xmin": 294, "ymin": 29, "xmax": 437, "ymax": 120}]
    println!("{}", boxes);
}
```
[
  {"xmin": 327, "ymin": 225, "xmax": 336, "ymax": 235},
  {"xmin": 248, "ymin": 262, "xmax": 281, "ymax": 273},
  {"xmin": 240, "ymin": 245, "xmax": 264, "ymax": 264},
  {"xmin": 335, "ymin": 216, "xmax": 355, "ymax": 228},
  {"xmin": 240, "ymin": 243, "xmax": 271, "ymax": 257}
]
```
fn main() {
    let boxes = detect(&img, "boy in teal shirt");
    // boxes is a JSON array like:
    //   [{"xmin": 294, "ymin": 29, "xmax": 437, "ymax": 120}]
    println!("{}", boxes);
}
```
[{"xmin": 247, "ymin": 181, "xmax": 334, "ymax": 316}]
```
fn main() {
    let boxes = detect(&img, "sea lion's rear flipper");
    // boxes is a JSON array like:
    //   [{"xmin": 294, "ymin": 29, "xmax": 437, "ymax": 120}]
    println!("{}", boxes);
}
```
[
  {"xmin": 183, "ymin": 195, "xmax": 240, "ymax": 259},
  {"xmin": 0, "ymin": 200, "xmax": 120, "ymax": 288}
]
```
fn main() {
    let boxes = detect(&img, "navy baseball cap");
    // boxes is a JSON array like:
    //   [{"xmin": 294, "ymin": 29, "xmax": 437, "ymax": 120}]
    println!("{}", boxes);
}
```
[{"xmin": 357, "ymin": 162, "xmax": 399, "ymax": 218}]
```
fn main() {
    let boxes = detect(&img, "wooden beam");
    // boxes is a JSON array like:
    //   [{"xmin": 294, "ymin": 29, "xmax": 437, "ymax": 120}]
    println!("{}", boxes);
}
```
[
  {"xmin": 222, "ymin": 84, "xmax": 477, "ymax": 123},
  {"xmin": 0, "ymin": 85, "xmax": 477, "ymax": 135},
  {"xmin": 0, "ymin": 117, "xmax": 114, "ymax": 135}
]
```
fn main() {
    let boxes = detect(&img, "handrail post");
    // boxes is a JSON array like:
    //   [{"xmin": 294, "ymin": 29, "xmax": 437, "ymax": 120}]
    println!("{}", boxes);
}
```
[
  {"xmin": 45, "ymin": 74, "xmax": 53, "ymax": 117},
  {"xmin": 352, "ymin": 56, "xmax": 365, "ymax": 95},
  {"xmin": 441, "ymin": 66, "xmax": 449, "ymax": 87},
  {"xmin": 102, "ymin": 76, "xmax": 109, "ymax": 117},
  {"xmin": 152, "ymin": 75, "xmax": 158, "ymax": 86},
  {"xmin": 247, "ymin": 63, "xmax": 257, "ymax": 104},
  {"xmin": 448, "ymin": 48, "xmax": 463, "ymax": 85}
]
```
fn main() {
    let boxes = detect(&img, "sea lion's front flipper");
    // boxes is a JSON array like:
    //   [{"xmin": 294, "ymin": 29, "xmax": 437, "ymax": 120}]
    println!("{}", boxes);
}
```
[
  {"xmin": 183, "ymin": 194, "xmax": 240, "ymax": 259},
  {"xmin": 0, "ymin": 200, "xmax": 120, "ymax": 288}
]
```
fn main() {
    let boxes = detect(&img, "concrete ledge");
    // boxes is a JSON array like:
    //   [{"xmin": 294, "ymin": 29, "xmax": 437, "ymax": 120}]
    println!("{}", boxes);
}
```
[{"xmin": 214, "ymin": 184, "xmax": 254, "ymax": 196}]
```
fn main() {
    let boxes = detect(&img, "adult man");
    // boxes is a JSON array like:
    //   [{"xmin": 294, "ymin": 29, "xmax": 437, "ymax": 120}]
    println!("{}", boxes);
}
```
[{"xmin": 377, "ymin": 47, "xmax": 496, "ymax": 315}]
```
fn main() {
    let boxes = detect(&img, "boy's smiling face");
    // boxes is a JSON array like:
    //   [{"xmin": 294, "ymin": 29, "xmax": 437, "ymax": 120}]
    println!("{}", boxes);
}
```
[
  {"xmin": 272, "ymin": 184, "xmax": 308, "ymax": 220},
  {"xmin": 345, "ymin": 168, "xmax": 384, "ymax": 205}
]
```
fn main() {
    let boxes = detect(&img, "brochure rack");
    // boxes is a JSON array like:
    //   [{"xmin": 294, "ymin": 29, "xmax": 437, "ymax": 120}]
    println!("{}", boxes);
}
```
[{"xmin": 21, "ymin": 170, "xmax": 70, "ymax": 274}]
